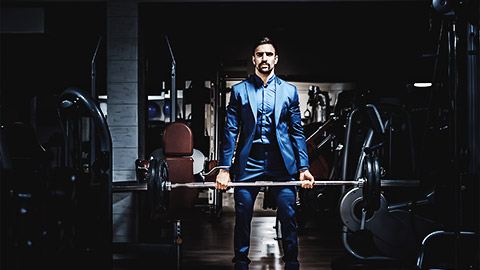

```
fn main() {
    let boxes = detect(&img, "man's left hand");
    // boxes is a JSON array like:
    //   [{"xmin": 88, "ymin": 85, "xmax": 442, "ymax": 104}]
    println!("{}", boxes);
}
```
[{"xmin": 299, "ymin": 169, "xmax": 315, "ymax": 189}]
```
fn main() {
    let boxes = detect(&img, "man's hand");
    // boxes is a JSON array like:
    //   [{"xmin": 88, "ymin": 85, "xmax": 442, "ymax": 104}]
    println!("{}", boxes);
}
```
[
  {"xmin": 215, "ymin": 169, "xmax": 231, "ymax": 190},
  {"xmin": 299, "ymin": 169, "xmax": 314, "ymax": 189}
]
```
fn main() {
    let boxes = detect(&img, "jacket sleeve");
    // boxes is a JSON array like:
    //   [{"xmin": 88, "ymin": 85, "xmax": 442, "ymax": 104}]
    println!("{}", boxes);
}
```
[
  {"xmin": 219, "ymin": 86, "xmax": 241, "ymax": 169},
  {"xmin": 288, "ymin": 86, "xmax": 310, "ymax": 171}
]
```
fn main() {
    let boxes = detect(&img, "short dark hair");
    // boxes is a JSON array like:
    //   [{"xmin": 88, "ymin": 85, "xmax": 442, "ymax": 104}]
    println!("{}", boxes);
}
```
[{"xmin": 252, "ymin": 36, "xmax": 277, "ymax": 55}]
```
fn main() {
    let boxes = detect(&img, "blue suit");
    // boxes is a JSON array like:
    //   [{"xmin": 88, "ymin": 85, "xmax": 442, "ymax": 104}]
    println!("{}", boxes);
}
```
[
  {"xmin": 219, "ymin": 75, "xmax": 309, "ymax": 270},
  {"xmin": 220, "ymin": 75, "xmax": 309, "ymax": 176}
]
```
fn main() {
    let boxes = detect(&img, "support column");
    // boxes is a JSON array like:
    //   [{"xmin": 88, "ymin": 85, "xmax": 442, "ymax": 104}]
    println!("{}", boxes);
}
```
[{"xmin": 107, "ymin": 0, "xmax": 139, "ymax": 243}]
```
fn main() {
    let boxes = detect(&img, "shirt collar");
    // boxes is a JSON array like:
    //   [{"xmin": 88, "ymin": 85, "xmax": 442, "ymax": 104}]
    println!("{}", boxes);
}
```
[{"xmin": 254, "ymin": 73, "xmax": 276, "ymax": 88}]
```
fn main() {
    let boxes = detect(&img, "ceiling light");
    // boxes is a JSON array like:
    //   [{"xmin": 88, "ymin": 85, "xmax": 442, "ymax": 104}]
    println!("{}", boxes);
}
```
[{"xmin": 413, "ymin": 82, "xmax": 432, "ymax": 88}]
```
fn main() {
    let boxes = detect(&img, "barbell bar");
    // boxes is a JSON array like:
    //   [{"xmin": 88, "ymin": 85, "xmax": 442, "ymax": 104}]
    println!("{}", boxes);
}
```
[
  {"xmin": 168, "ymin": 179, "xmax": 421, "ymax": 190},
  {"xmin": 115, "ymin": 160, "xmax": 420, "ymax": 214},
  {"xmin": 112, "ymin": 178, "xmax": 420, "ymax": 192},
  {"xmin": 168, "ymin": 180, "xmax": 363, "ymax": 190}
]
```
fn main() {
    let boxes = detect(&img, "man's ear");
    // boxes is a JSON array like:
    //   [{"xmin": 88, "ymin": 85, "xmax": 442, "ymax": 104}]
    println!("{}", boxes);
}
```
[
  {"xmin": 252, "ymin": 55, "xmax": 256, "ymax": 66},
  {"xmin": 274, "ymin": 55, "xmax": 278, "ymax": 65}
]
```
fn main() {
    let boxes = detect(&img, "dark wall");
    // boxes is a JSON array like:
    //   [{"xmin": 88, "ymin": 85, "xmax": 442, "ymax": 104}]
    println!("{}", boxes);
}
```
[
  {"xmin": 140, "ymin": 1, "xmax": 437, "ymax": 92},
  {"xmin": 1, "ymin": 3, "xmax": 106, "ymax": 141}
]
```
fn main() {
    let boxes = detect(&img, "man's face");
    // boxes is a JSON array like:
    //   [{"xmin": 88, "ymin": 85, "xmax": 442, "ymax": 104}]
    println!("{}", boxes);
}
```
[{"xmin": 252, "ymin": 44, "xmax": 278, "ymax": 75}]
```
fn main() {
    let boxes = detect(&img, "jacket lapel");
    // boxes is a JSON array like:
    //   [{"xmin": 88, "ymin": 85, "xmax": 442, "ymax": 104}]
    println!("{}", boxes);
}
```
[{"xmin": 246, "ymin": 79, "xmax": 257, "ymax": 122}]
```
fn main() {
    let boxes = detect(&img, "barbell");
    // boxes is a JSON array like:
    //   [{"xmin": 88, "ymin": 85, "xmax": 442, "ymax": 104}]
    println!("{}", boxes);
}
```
[
  {"xmin": 113, "ymin": 156, "xmax": 420, "ymax": 215},
  {"xmin": 167, "ymin": 179, "xmax": 417, "ymax": 189}
]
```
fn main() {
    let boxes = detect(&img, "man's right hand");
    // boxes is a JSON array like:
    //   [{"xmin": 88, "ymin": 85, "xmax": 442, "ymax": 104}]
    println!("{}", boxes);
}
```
[{"xmin": 215, "ymin": 169, "xmax": 231, "ymax": 190}]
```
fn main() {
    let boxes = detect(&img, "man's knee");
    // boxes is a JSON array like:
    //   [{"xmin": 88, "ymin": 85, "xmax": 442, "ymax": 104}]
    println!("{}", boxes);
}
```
[{"xmin": 277, "ymin": 200, "xmax": 296, "ymax": 218}]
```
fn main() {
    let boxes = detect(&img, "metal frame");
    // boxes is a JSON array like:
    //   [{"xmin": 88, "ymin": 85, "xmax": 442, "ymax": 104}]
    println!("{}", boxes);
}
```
[
  {"xmin": 416, "ymin": 230, "xmax": 476, "ymax": 269},
  {"xmin": 58, "ymin": 87, "xmax": 113, "ymax": 267}
]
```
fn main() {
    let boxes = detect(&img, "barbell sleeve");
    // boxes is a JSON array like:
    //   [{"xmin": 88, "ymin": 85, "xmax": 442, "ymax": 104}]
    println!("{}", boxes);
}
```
[{"xmin": 379, "ymin": 179, "xmax": 420, "ymax": 186}]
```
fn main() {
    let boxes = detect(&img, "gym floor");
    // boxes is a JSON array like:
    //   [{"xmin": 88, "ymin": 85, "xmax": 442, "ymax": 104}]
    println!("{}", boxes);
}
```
[{"xmin": 113, "ymin": 191, "xmax": 416, "ymax": 270}]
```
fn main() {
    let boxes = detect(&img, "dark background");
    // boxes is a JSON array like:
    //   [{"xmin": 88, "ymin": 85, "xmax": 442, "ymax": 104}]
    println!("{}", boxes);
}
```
[
  {"xmin": 1, "ymin": 3, "xmax": 107, "ymax": 142},
  {"xmin": 1, "ymin": 0, "xmax": 474, "ymax": 122},
  {"xmin": 141, "ymin": 1, "xmax": 438, "ymax": 92},
  {"xmin": 0, "ymin": 1, "xmax": 478, "ymax": 269}
]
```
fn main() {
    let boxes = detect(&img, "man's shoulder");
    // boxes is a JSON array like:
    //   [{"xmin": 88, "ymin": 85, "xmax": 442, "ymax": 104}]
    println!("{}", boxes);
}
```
[
  {"xmin": 275, "ymin": 76, "xmax": 291, "ymax": 85},
  {"xmin": 231, "ymin": 77, "xmax": 253, "ymax": 92},
  {"xmin": 239, "ymin": 75, "xmax": 257, "ymax": 85},
  {"xmin": 277, "ymin": 77, "xmax": 296, "ymax": 90},
  {"xmin": 232, "ymin": 79, "xmax": 249, "ymax": 88}
]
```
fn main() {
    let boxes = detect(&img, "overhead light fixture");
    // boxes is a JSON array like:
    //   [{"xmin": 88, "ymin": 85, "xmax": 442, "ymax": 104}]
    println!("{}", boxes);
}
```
[{"xmin": 413, "ymin": 82, "xmax": 432, "ymax": 88}]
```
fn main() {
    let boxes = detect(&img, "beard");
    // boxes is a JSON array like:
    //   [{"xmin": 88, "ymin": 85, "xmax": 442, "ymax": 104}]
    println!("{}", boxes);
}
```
[{"xmin": 256, "ymin": 62, "xmax": 272, "ymax": 74}]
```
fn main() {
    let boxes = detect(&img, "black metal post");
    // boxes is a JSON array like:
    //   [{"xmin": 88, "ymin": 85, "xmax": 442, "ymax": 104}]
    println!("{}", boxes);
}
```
[
  {"xmin": 91, "ymin": 36, "xmax": 102, "ymax": 178},
  {"xmin": 166, "ymin": 36, "xmax": 176, "ymax": 122}
]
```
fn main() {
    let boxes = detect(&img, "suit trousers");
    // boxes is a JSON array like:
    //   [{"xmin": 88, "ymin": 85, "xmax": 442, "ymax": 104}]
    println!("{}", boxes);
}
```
[{"xmin": 232, "ymin": 184, "xmax": 299, "ymax": 267}]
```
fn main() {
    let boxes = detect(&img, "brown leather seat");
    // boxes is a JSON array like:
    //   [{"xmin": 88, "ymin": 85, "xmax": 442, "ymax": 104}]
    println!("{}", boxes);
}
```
[{"xmin": 162, "ymin": 122, "xmax": 198, "ymax": 214}]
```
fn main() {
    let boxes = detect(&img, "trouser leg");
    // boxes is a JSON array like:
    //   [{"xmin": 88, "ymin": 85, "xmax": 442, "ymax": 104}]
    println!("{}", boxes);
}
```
[
  {"xmin": 271, "ymin": 186, "xmax": 299, "ymax": 270},
  {"xmin": 233, "ymin": 186, "xmax": 260, "ymax": 264}
]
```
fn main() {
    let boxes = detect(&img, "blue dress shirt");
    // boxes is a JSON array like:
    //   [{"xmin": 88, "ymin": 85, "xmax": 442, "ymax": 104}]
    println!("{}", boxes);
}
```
[
  {"xmin": 252, "ymin": 74, "xmax": 276, "ymax": 146},
  {"xmin": 236, "ymin": 74, "xmax": 292, "ymax": 181}
]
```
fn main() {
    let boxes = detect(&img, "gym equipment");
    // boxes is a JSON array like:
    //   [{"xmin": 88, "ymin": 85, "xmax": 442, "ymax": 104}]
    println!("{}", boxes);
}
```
[
  {"xmin": 432, "ymin": 0, "xmax": 457, "ymax": 14},
  {"xmin": 148, "ymin": 100, "xmax": 161, "ymax": 120},
  {"xmin": 306, "ymin": 85, "xmax": 330, "ymax": 124},
  {"xmin": 113, "ymin": 155, "xmax": 419, "ymax": 214},
  {"xmin": 57, "ymin": 87, "xmax": 113, "ymax": 268},
  {"xmin": 414, "ymin": 7, "xmax": 478, "ymax": 269},
  {"xmin": 339, "ymin": 186, "xmax": 439, "ymax": 260},
  {"xmin": 1, "ymin": 122, "xmax": 66, "ymax": 268},
  {"xmin": 57, "ymin": 88, "xmax": 182, "ymax": 269},
  {"xmin": 167, "ymin": 178, "xmax": 413, "ymax": 189},
  {"xmin": 304, "ymin": 117, "xmax": 337, "ymax": 180},
  {"xmin": 334, "ymin": 102, "xmax": 447, "ymax": 267},
  {"xmin": 145, "ymin": 147, "xmax": 206, "ymax": 178},
  {"xmin": 165, "ymin": 35, "xmax": 177, "ymax": 122},
  {"xmin": 191, "ymin": 149, "xmax": 206, "ymax": 175},
  {"xmin": 297, "ymin": 116, "xmax": 343, "ymax": 230}
]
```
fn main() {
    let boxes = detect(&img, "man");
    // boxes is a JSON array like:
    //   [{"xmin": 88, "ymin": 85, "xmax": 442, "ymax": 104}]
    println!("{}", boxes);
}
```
[{"xmin": 216, "ymin": 36, "xmax": 315, "ymax": 270}]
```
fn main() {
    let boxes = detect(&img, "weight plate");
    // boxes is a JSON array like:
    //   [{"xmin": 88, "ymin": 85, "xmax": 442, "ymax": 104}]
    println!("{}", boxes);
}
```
[
  {"xmin": 191, "ymin": 149, "xmax": 205, "ymax": 175},
  {"xmin": 339, "ymin": 187, "xmax": 387, "ymax": 232}
]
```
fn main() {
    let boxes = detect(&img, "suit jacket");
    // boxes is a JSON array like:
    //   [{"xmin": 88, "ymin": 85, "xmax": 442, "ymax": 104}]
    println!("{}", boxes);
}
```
[{"xmin": 219, "ymin": 75, "xmax": 309, "ymax": 178}]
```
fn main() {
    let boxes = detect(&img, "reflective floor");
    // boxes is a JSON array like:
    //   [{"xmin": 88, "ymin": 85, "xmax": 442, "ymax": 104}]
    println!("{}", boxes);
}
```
[
  {"xmin": 113, "ymin": 191, "xmax": 418, "ymax": 270},
  {"xmin": 179, "ymin": 191, "xmax": 348, "ymax": 270}
]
